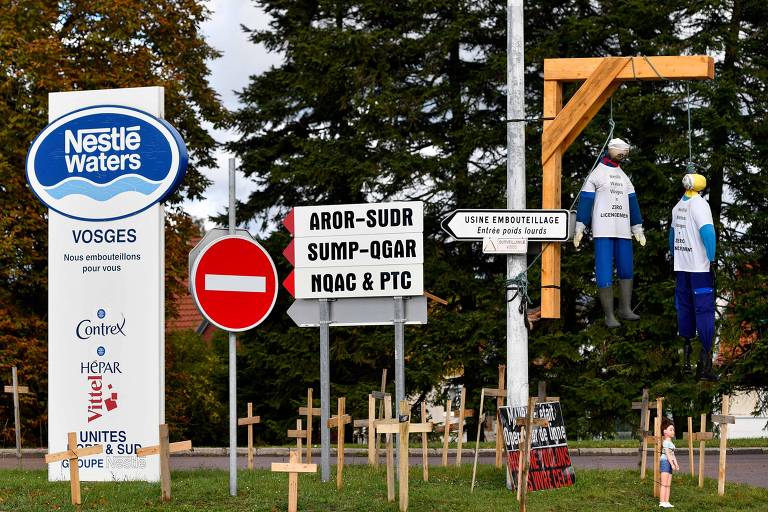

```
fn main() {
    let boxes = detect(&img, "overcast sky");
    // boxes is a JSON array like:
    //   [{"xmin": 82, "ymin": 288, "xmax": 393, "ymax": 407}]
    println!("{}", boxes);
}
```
[{"xmin": 182, "ymin": 0, "xmax": 282, "ymax": 231}]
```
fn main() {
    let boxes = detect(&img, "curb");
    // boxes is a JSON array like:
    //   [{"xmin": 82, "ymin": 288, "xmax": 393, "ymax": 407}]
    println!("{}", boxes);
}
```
[{"xmin": 2, "ymin": 446, "xmax": 766, "ymax": 458}]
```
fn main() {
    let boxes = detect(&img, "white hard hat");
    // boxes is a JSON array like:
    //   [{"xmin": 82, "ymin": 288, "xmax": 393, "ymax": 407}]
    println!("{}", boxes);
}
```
[{"xmin": 608, "ymin": 138, "xmax": 630, "ymax": 151}]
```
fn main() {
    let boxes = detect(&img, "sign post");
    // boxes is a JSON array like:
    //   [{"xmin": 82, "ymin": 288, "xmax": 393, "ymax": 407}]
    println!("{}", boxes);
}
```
[
  {"xmin": 189, "ymin": 159, "xmax": 278, "ymax": 496},
  {"xmin": 282, "ymin": 202, "xmax": 425, "ymax": 481}
]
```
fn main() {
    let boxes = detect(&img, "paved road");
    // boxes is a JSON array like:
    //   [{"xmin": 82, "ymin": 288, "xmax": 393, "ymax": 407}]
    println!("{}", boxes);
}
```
[{"xmin": 4, "ymin": 451, "xmax": 766, "ymax": 488}]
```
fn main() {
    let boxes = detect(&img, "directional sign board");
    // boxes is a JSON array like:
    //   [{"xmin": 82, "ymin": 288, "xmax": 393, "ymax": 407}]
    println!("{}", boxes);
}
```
[
  {"xmin": 190, "ymin": 234, "xmax": 278, "ymax": 331},
  {"xmin": 287, "ymin": 296, "xmax": 428, "ymax": 327},
  {"xmin": 283, "ymin": 202, "xmax": 424, "ymax": 299},
  {"xmin": 284, "ymin": 233, "xmax": 423, "ymax": 268},
  {"xmin": 285, "ymin": 202, "xmax": 423, "ymax": 237},
  {"xmin": 441, "ymin": 209, "xmax": 570, "ymax": 242}
]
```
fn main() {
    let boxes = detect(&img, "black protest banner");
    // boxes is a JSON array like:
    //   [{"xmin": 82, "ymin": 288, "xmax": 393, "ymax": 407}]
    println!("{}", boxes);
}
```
[{"xmin": 498, "ymin": 401, "xmax": 576, "ymax": 492}]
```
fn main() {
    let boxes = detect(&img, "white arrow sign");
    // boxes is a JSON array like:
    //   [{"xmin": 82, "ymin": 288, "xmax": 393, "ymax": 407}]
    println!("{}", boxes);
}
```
[
  {"xmin": 287, "ymin": 296, "xmax": 428, "ymax": 327},
  {"xmin": 441, "ymin": 209, "xmax": 570, "ymax": 241},
  {"xmin": 293, "ymin": 264, "xmax": 423, "ymax": 299},
  {"xmin": 286, "ymin": 201, "xmax": 423, "ymax": 237},
  {"xmin": 288, "ymin": 233, "xmax": 423, "ymax": 268}
]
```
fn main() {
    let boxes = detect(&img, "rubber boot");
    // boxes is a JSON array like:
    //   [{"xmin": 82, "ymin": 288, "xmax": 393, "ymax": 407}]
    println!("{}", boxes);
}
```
[
  {"xmin": 682, "ymin": 339, "xmax": 693, "ymax": 373},
  {"xmin": 700, "ymin": 351, "xmax": 719, "ymax": 382},
  {"xmin": 598, "ymin": 286, "xmax": 620, "ymax": 328},
  {"xmin": 617, "ymin": 279, "xmax": 640, "ymax": 321},
  {"xmin": 695, "ymin": 347, "xmax": 705, "ymax": 379}
]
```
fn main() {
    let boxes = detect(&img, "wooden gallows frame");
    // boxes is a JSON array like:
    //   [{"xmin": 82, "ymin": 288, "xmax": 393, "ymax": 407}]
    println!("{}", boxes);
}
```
[{"xmin": 540, "ymin": 55, "xmax": 715, "ymax": 318}]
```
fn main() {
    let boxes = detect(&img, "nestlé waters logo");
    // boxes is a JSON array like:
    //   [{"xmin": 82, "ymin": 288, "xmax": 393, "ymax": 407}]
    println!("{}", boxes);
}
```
[
  {"xmin": 26, "ymin": 105, "xmax": 188, "ymax": 221},
  {"xmin": 76, "ymin": 308, "xmax": 127, "ymax": 340}
]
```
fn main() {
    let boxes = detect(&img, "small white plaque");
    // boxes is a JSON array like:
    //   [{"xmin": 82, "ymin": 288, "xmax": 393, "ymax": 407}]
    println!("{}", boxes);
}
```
[{"xmin": 482, "ymin": 238, "xmax": 528, "ymax": 254}]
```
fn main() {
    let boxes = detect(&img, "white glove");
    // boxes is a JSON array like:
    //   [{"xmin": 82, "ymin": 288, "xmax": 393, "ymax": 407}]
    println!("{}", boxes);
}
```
[
  {"xmin": 573, "ymin": 222, "xmax": 586, "ymax": 248},
  {"xmin": 632, "ymin": 225, "xmax": 646, "ymax": 246}
]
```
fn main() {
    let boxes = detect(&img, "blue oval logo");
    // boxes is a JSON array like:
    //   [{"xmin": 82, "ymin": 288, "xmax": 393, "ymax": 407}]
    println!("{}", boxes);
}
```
[{"xmin": 26, "ymin": 105, "xmax": 188, "ymax": 221}]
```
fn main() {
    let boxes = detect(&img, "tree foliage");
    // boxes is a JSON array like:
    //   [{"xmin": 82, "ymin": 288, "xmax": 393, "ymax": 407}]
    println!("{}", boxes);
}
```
[
  {"xmin": 230, "ymin": 0, "xmax": 767, "ymax": 442},
  {"xmin": 0, "ymin": 0, "xmax": 226, "ymax": 446}
]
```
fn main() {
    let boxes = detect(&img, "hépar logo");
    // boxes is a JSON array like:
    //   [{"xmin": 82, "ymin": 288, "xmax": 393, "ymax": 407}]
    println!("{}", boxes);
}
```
[
  {"xmin": 26, "ymin": 105, "xmax": 188, "ymax": 221},
  {"xmin": 76, "ymin": 308, "xmax": 127, "ymax": 340}
]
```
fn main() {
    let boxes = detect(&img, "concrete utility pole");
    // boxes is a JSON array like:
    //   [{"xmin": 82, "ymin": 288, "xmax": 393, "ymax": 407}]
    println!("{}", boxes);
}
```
[{"xmin": 506, "ymin": 0, "xmax": 528, "ymax": 408}]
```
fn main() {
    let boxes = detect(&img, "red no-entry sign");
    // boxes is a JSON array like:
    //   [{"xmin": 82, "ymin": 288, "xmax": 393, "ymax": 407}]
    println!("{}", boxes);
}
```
[{"xmin": 190, "ymin": 235, "xmax": 278, "ymax": 331}]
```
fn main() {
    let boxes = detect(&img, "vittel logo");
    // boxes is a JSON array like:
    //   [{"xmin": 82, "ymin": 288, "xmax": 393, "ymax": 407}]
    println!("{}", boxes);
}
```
[
  {"xmin": 26, "ymin": 105, "xmax": 188, "ymax": 221},
  {"xmin": 76, "ymin": 308, "xmax": 127, "ymax": 340}
]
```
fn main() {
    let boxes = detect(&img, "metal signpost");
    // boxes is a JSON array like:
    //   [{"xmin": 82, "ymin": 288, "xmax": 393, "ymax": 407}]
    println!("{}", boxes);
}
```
[
  {"xmin": 189, "ymin": 159, "xmax": 279, "ymax": 496},
  {"xmin": 282, "ymin": 201, "xmax": 425, "ymax": 481}
]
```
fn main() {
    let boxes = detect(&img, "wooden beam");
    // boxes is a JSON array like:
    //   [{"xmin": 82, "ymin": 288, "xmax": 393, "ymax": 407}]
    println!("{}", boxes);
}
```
[
  {"xmin": 4, "ymin": 385, "xmax": 29, "ymax": 394},
  {"xmin": 136, "ymin": 440, "xmax": 192, "ymax": 457},
  {"xmin": 44, "ymin": 444, "xmax": 103, "ymax": 464},
  {"xmin": 544, "ymin": 55, "xmax": 714, "ymax": 82},
  {"xmin": 541, "ymin": 79, "xmax": 563, "ymax": 318},
  {"xmin": 271, "ymin": 461, "xmax": 319, "ymax": 473},
  {"xmin": 542, "ymin": 57, "xmax": 627, "ymax": 166}
]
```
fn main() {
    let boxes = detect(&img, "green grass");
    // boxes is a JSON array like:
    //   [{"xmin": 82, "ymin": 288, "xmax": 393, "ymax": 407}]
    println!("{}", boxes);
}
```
[{"xmin": 1, "ymin": 465, "xmax": 767, "ymax": 511}]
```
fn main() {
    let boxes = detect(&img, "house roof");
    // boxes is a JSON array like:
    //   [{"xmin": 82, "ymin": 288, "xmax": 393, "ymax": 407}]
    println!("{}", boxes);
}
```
[{"xmin": 166, "ymin": 276, "xmax": 205, "ymax": 333}]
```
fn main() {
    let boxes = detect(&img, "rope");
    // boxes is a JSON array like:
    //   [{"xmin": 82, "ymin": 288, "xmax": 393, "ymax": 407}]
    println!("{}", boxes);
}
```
[
  {"xmin": 505, "ymin": 116, "xmax": 556, "ymax": 123},
  {"xmin": 567, "ymin": 98, "xmax": 616, "ymax": 212},
  {"xmin": 505, "ymin": 272, "xmax": 533, "ymax": 330},
  {"xmin": 504, "ymin": 97, "xmax": 617, "ymax": 318},
  {"xmin": 685, "ymin": 83, "xmax": 696, "ymax": 173},
  {"xmin": 641, "ymin": 54, "xmax": 667, "ymax": 81}
]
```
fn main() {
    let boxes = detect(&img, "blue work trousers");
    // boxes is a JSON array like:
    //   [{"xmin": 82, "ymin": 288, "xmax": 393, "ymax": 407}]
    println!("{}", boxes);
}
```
[
  {"xmin": 594, "ymin": 237, "xmax": 634, "ymax": 288},
  {"xmin": 675, "ymin": 271, "xmax": 715, "ymax": 352}
]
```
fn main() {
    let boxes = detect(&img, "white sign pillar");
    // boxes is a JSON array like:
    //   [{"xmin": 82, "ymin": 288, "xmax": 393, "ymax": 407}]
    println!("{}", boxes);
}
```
[
  {"xmin": 47, "ymin": 87, "xmax": 166, "ymax": 481},
  {"xmin": 506, "ymin": 0, "xmax": 528, "ymax": 408}
]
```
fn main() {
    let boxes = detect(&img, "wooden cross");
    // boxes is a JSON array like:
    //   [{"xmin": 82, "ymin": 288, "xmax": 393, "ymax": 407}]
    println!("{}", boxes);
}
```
[
  {"xmin": 271, "ymin": 449, "xmax": 317, "ymax": 512},
  {"xmin": 471, "ymin": 366, "xmax": 507, "ymax": 491},
  {"xmin": 536, "ymin": 381, "xmax": 559, "ymax": 402},
  {"xmin": 640, "ymin": 397, "xmax": 664, "ymax": 498},
  {"xmin": 44, "ymin": 432, "xmax": 103, "ymax": 505},
  {"xmin": 4, "ymin": 366, "xmax": 32, "ymax": 461},
  {"xmin": 683, "ymin": 413, "xmax": 713, "ymax": 487},
  {"xmin": 238, "ymin": 402, "xmax": 261, "ymax": 470},
  {"xmin": 298, "ymin": 388, "xmax": 321, "ymax": 463},
  {"xmin": 327, "ymin": 397, "xmax": 352, "ymax": 489},
  {"xmin": 631, "ymin": 388, "xmax": 650, "ymax": 479},
  {"xmin": 419, "ymin": 401, "xmax": 430, "ymax": 482},
  {"xmin": 287, "ymin": 419, "xmax": 306, "ymax": 463},
  {"xmin": 137, "ymin": 424, "xmax": 193, "ymax": 502},
  {"xmin": 539, "ymin": 55, "xmax": 715, "ymax": 317},
  {"xmin": 441, "ymin": 387, "xmax": 474, "ymax": 466},
  {"xmin": 513, "ymin": 397, "xmax": 549, "ymax": 512},
  {"xmin": 352, "ymin": 389, "xmax": 391, "ymax": 467},
  {"xmin": 375, "ymin": 400, "xmax": 433, "ymax": 512},
  {"xmin": 495, "ymin": 365, "xmax": 506, "ymax": 468},
  {"xmin": 712, "ymin": 395, "xmax": 736, "ymax": 496}
]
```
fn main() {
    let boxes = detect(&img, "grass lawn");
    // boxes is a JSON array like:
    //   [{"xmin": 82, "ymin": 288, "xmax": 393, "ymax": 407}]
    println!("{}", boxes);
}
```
[{"xmin": 1, "ymin": 465, "xmax": 767, "ymax": 511}]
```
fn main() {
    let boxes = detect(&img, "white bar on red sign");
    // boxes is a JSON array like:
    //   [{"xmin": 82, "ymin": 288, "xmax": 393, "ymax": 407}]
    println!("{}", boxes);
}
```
[
  {"xmin": 292, "ymin": 201, "xmax": 423, "ymax": 237},
  {"xmin": 293, "ymin": 264, "xmax": 423, "ymax": 299},
  {"xmin": 205, "ymin": 274, "xmax": 266, "ymax": 293},
  {"xmin": 293, "ymin": 233, "xmax": 423, "ymax": 268}
]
